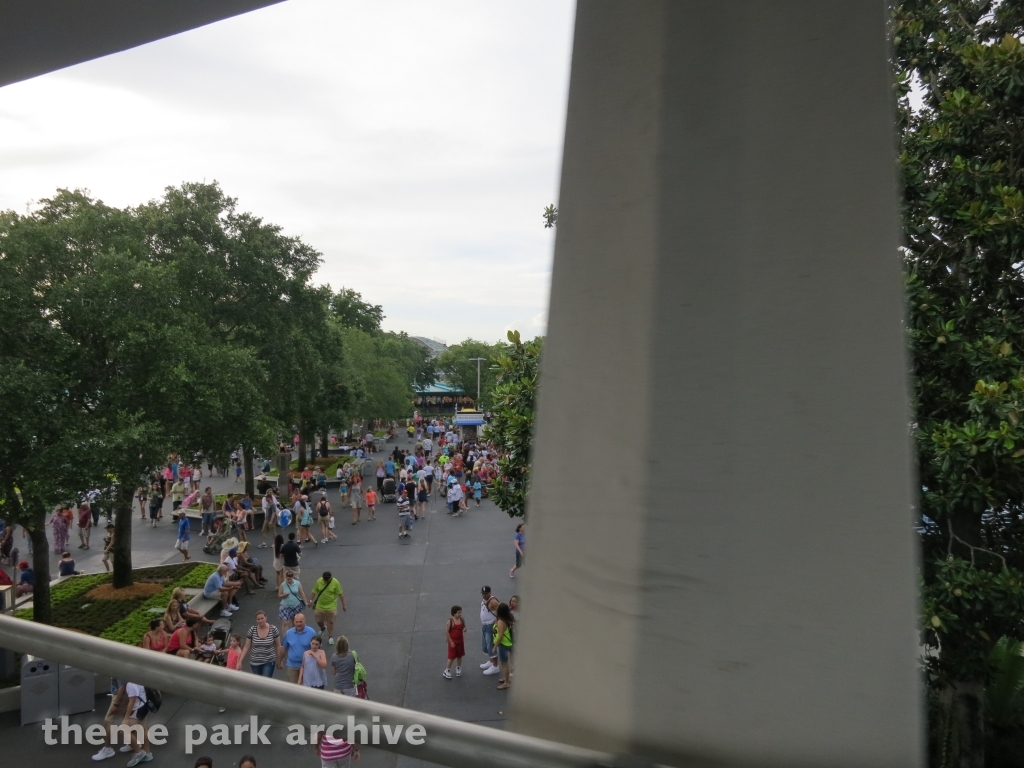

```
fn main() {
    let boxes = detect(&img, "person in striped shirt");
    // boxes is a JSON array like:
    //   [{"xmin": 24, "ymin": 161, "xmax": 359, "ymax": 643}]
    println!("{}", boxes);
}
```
[
  {"xmin": 397, "ymin": 489, "xmax": 412, "ymax": 539},
  {"xmin": 316, "ymin": 732, "xmax": 360, "ymax": 766}
]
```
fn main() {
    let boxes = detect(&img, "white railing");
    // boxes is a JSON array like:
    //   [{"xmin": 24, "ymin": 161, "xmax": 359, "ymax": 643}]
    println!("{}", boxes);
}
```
[{"xmin": 0, "ymin": 615, "xmax": 649, "ymax": 768}]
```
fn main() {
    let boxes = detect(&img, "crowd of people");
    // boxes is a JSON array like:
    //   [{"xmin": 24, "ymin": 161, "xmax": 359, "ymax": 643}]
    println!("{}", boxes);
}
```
[{"xmin": 3, "ymin": 414, "xmax": 529, "ymax": 766}]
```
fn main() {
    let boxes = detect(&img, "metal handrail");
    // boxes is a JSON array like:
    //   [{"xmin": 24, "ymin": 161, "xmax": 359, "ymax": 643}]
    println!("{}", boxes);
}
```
[{"xmin": 0, "ymin": 615, "xmax": 623, "ymax": 768}]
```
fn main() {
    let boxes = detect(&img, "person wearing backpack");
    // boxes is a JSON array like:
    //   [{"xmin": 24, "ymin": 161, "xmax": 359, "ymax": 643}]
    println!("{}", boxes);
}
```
[
  {"xmin": 311, "ymin": 571, "xmax": 346, "ymax": 645},
  {"xmin": 122, "ymin": 681, "xmax": 156, "ymax": 765},
  {"xmin": 330, "ymin": 636, "xmax": 359, "ymax": 697},
  {"xmin": 297, "ymin": 495, "xmax": 318, "ymax": 547}
]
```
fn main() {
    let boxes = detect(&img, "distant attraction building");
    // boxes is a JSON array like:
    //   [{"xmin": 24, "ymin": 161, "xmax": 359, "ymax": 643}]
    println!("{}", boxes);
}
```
[
  {"xmin": 410, "ymin": 336, "xmax": 447, "ymax": 358},
  {"xmin": 413, "ymin": 382, "xmax": 475, "ymax": 414}
]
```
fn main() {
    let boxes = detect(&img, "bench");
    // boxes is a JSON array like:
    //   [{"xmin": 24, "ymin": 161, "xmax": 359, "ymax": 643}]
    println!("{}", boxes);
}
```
[
  {"xmin": 181, "ymin": 509, "xmax": 265, "ymax": 529},
  {"xmin": 186, "ymin": 590, "xmax": 222, "ymax": 618}
]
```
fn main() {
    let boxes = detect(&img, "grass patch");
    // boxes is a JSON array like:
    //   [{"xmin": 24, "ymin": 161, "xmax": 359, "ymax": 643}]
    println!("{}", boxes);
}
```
[{"xmin": 15, "ymin": 563, "xmax": 217, "ymax": 646}]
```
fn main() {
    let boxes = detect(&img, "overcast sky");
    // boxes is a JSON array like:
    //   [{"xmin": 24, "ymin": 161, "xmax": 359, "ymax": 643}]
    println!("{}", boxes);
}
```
[{"xmin": 0, "ymin": 0, "xmax": 575, "ymax": 344}]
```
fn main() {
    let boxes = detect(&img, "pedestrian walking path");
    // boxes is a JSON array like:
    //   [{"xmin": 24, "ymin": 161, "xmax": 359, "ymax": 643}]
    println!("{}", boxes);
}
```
[{"xmin": 0, "ymin": 440, "xmax": 523, "ymax": 768}]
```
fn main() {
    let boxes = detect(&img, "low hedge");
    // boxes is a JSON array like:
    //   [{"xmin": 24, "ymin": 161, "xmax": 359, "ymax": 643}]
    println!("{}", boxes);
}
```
[
  {"xmin": 290, "ymin": 456, "xmax": 350, "ymax": 471},
  {"xmin": 16, "ymin": 563, "xmax": 217, "ymax": 646}
]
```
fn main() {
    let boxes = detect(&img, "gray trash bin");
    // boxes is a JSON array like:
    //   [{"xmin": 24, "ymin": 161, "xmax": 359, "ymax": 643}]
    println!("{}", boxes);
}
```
[
  {"xmin": 58, "ymin": 664, "xmax": 96, "ymax": 716},
  {"xmin": 21, "ymin": 655, "xmax": 58, "ymax": 725}
]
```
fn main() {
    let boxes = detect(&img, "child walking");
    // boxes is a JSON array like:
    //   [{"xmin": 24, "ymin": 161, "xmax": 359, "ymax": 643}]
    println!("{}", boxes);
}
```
[
  {"xmin": 365, "ymin": 488, "xmax": 377, "ymax": 521},
  {"xmin": 443, "ymin": 606, "xmax": 465, "ymax": 679},
  {"xmin": 218, "ymin": 634, "xmax": 243, "ymax": 712}
]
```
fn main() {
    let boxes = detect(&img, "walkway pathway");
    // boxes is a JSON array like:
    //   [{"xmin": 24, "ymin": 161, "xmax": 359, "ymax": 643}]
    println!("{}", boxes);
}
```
[{"xmin": 0, "ymin": 438, "xmax": 521, "ymax": 767}]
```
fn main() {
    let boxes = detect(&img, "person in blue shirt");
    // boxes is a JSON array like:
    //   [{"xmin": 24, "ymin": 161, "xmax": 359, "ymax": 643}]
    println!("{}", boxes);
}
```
[
  {"xmin": 204, "ymin": 564, "xmax": 240, "ymax": 617},
  {"xmin": 279, "ymin": 612, "xmax": 317, "ymax": 684},
  {"xmin": 175, "ymin": 510, "xmax": 191, "ymax": 562},
  {"xmin": 58, "ymin": 552, "xmax": 81, "ymax": 577},
  {"xmin": 15, "ymin": 561, "xmax": 34, "ymax": 596},
  {"xmin": 510, "ymin": 523, "xmax": 526, "ymax": 579},
  {"xmin": 384, "ymin": 459, "xmax": 395, "ymax": 478},
  {"xmin": 472, "ymin": 476, "xmax": 483, "ymax": 506}
]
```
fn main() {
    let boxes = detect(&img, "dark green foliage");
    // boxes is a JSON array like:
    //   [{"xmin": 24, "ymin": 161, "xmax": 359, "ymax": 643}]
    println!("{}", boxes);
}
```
[
  {"xmin": 486, "ymin": 330, "xmax": 541, "ymax": 519},
  {"xmin": 14, "ymin": 563, "xmax": 214, "ymax": 645},
  {"xmin": 435, "ymin": 339, "xmax": 506, "ymax": 409},
  {"xmin": 893, "ymin": 2, "xmax": 1024, "ymax": 764},
  {"xmin": 331, "ymin": 288, "xmax": 385, "ymax": 334},
  {"xmin": 338, "ymin": 327, "xmax": 435, "ymax": 422}
]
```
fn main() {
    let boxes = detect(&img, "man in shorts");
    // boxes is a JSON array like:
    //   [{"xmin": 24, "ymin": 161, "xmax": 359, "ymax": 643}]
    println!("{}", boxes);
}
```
[
  {"xmin": 311, "ymin": 570, "xmax": 346, "ymax": 645},
  {"xmin": 174, "ymin": 510, "xmax": 191, "ymax": 562},
  {"xmin": 101, "ymin": 523, "xmax": 115, "ymax": 573},
  {"xmin": 260, "ymin": 490, "xmax": 278, "ymax": 548},
  {"xmin": 203, "ymin": 564, "xmax": 241, "ymax": 618},
  {"xmin": 90, "ymin": 682, "xmax": 129, "ymax": 761}
]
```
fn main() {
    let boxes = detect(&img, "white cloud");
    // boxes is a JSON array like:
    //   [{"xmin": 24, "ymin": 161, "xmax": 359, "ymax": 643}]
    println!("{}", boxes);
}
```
[{"xmin": 0, "ymin": 0, "xmax": 573, "ymax": 342}]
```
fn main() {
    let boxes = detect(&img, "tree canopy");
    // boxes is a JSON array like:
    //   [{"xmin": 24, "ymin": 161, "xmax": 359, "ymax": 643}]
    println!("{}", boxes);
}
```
[
  {"xmin": 0, "ymin": 182, "xmax": 429, "ymax": 610},
  {"xmin": 434, "ymin": 339, "xmax": 506, "ymax": 409},
  {"xmin": 486, "ymin": 330, "xmax": 542, "ymax": 519},
  {"xmin": 894, "ymin": 2, "xmax": 1024, "ymax": 764}
]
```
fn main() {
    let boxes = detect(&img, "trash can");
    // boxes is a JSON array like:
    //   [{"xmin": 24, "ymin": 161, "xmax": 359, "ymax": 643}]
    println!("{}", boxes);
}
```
[
  {"xmin": 58, "ymin": 664, "xmax": 95, "ymax": 716},
  {"xmin": 20, "ymin": 655, "xmax": 58, "ymax": 725}
]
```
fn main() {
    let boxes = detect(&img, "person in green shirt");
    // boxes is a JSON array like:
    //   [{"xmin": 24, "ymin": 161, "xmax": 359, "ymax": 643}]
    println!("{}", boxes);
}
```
[{"xmin": 310, "ymin": 570, "xmax": 346, "ymax": 645}]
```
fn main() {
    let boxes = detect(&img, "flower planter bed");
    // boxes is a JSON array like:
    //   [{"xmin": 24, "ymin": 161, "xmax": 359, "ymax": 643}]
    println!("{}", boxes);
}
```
[
  {"xmin": 290, "ymin": 456, "xmax": 352, "ymax": 471},
  {"xmin": 15, "ymin": 562, "xmax": 217, "ymax": 645},
  {"xmin": 289, "ymin": 456, "xmax": 353, "ymax": 479}
]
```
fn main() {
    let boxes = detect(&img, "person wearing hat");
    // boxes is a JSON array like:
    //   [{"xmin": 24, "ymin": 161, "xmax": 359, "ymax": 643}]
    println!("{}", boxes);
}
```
[
  {"xmin": 101, "ymin": 522, "xmax": 115, "ymax": 573},
  {"xmin": 479, "ymin": 587, "xmax": 501, "ymax": 675},
  {"xmin": 15, "ymin": 561, "xmax": 34, "ymax": 595}
]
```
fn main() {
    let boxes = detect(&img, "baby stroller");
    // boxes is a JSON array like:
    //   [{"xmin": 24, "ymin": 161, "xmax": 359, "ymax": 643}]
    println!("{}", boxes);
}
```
[
  {"xmin": 205, "ymin": 617, "xmax": 232, "ymax": 666},
  {"xmin": 203, "ymin": 524, "xmax": 236, "ymax": 556},
  {"xmin": 381, "ymin": 477, "xmax": 397, "ymax": 503}
]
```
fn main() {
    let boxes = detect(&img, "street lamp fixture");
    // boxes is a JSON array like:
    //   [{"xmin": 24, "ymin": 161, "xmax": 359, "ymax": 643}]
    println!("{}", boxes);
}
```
[{"xmin": 468, "ymin": 358, "xmax": 486, "ymax": 406}]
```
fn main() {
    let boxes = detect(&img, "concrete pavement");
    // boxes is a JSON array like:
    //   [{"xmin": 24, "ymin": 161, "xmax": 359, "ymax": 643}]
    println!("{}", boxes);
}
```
[{"xmin": 0, "ymin": 440, "xmax": 523, "ymax": 767}]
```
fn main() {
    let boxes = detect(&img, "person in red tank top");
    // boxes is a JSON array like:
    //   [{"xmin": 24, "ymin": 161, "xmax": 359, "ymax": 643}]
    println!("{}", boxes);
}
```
[{"xmin": 443, "ymin": 606, "xmax": 466, "ymax": 679}]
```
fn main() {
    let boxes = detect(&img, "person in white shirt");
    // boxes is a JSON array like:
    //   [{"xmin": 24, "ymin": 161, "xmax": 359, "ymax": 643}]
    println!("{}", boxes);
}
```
[
  {"xmin": 422, "ymin": 437, "xmax": 433, "ymax": 457},
  {"xmin": 446, "ymin": 481, "xmax": 464, "ymax": 516},
  {"xmin": 422, "ymin": 462, "xmax": 435, "ymax": 498},
  {"xmin": 122, "ymin": 682, "xmax": 153, "ymax": 766},
  {"xmin": 261, "ymin": 491, "xmax": 278, "ymax": 548}
]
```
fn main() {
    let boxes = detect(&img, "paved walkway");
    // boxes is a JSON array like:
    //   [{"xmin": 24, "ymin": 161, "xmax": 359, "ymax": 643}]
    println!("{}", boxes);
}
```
[{"xmin": 0, "ymin": 439, "xmax": 522, "ymax": 767}]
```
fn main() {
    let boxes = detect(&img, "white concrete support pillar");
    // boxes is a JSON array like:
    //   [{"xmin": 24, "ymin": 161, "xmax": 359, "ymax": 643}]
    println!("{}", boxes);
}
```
[{"xmin": 512, "ymin": 3, "xmax": 921, "ymax": 768}]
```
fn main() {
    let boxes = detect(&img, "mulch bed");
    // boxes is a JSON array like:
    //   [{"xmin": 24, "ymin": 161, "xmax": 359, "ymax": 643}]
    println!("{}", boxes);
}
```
[{"xmin": 84, "ymin": 582, "xmax": 165, "ymax": 601}]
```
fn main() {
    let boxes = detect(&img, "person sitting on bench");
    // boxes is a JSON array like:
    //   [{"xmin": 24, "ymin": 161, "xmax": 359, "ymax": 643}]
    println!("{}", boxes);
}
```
[{"xmin": 203, "ymin": 564, "xmax": 241, "ymax": 618}]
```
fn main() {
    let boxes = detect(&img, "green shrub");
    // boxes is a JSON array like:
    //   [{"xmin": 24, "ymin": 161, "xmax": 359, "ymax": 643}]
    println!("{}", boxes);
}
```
[
  {"xmin": 100, "ymin": 563, "xmax": 217, "ymax": 646},
  {"xmin": 16, "ymin": 562, "xmax": 218, "ymax": 645}
]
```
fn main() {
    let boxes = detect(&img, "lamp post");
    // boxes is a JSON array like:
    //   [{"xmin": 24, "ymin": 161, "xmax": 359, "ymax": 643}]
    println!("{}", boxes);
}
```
[{"xmin": 468, "ymin": 357, "xmax": 485, "ymax": 406}]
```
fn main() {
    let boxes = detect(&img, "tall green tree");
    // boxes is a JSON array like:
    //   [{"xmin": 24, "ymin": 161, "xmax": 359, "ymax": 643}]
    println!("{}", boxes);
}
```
[
  {"xmin": 0, "ymin": 200, "xmax": 116, "ymax": 621},
  {"xmin": 0, "ymin": 190, "xmax": 264, "ymax": 592},
  {"xmin": 331, "ymin": 288, "xmax": 384, "ymax": 334},
  {"xmin": 487, "ymin": 331, "xmax": 542, "ymax": 519},
  {"xmin": 138, "ymin": 182, "xmax": 329, "ymax": 494},
  {"xmin": 337, "ymin": 327, "xmax": 432, "ymax": 424},
  {"xmin": 894, "ymin": 4, "xmax": 1024, "ymax": 765},
  {"xmin": 435, "ymin": 339, "xmax": 504, "ymax": 409}
]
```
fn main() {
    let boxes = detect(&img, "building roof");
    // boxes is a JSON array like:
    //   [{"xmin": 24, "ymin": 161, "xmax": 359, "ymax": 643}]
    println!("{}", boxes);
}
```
[
  {"xmin": 410, "ymin": 336, "xmax": 448, "ymax": 357},
  {"xmin": 415, "ymin": 382, "xmax": 463, "ymax": 395}
]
